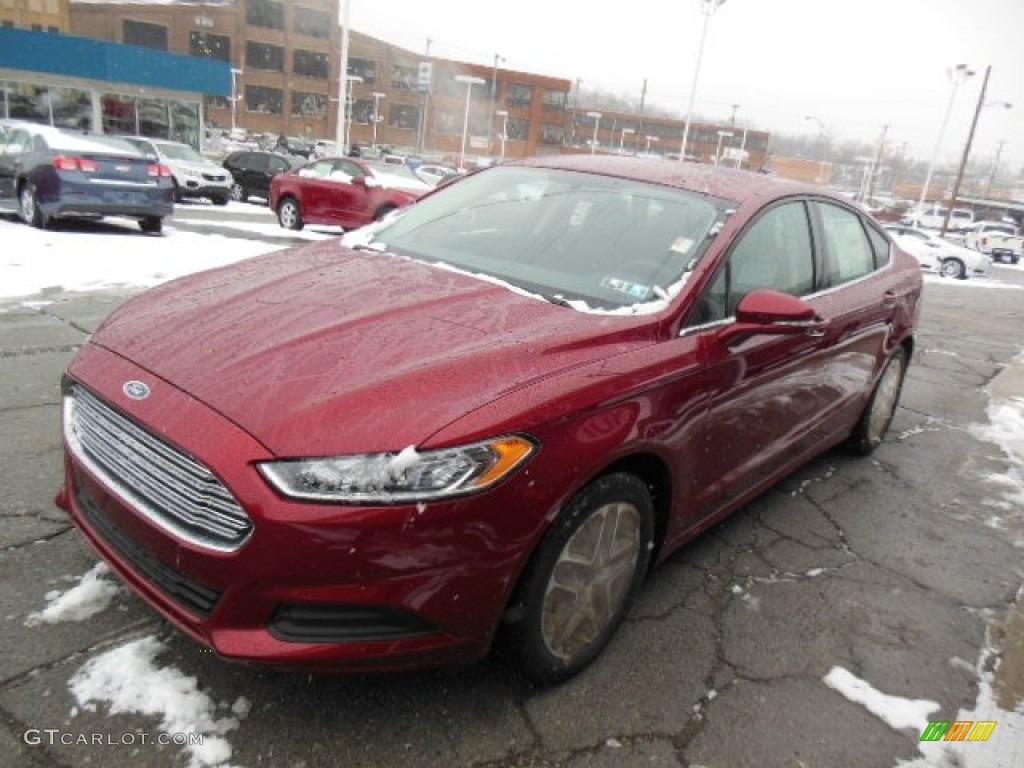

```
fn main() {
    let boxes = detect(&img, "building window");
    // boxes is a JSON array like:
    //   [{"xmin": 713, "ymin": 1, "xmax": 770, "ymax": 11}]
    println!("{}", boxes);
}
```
[
  {"xmin": 505, "ymin": 83, "xmax": 533, "ymax": 108},
  {"xmin": 47, "ymin": 26, "xmax": 58, "ymax": 33},
  {"xmin": 123, "ymin": 19, "xmax": 167, "ymax": 50},
  {"xmin": 246, "ymin": 0, "xmax": 284, "ymax": 31},
  {"xmin": 245, "ymin": 85, "xmax": 283, "ymax": 115},
  {"xmin": 388, "ymin": 104, "xmax": 419, "ymax": 131},
  {"xmin": 543, "ymin": 89, "xmax": 566, "ymax": 111},
  {"xmin": 293, "ymin": 49, "xmax": 328, "ymax": 79},
  {"xmin": 540, "ymin": 122, "xmax": 564, "ymax": 145},
  {"xmin": 349, "ymin": 58, "xmax": 376, "ymax": 86},
  {"xmin": 432, "ymin": 107, "xmax": 462, "ymax": 136},
  {"xmin": 102, "ymin": 94, "xmax": 138, "ymax": 135},
  {"xmin": 246, "ymin": 41, "xmax": 284, "ymax": 72},
  {"xmin": 291, "ymin": 91, "xmax": 327, "ymax": 118},
  {"xmin": 506, "ymin": 117, "xmax": 529, "ymax": 141},
  {"xmin": 351, "ymin": 99, "xmax": 374, "ymax": 125},
  {"xmin": 391, "ymin": 64, "xmax": 416, "ymax": 91},
  {"xmin": 190, "ymin": 31, "xmax": 231, "ymax": 62},
  {"xmin": 31, "ymin": 24, "xmax": 42, "ymax": 32},
  {"xmin": 294, "ymin": 6, "xmax": 330, "ymax": 38}
]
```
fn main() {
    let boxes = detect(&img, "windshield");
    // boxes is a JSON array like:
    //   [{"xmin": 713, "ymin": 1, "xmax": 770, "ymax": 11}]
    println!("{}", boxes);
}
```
[
  {"xmin": 155, "ymin": 142, "xmax": 207, "ymax": 163},
  {"xmin": 370, "ymin": 166, "xmax": 722, "ymax": 310}
]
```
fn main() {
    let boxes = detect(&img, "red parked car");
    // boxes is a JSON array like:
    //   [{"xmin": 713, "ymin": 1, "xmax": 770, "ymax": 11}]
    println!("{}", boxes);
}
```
[
  {"xmin": 58, "ymin": 156, "xmax": 922, "ymax": 683},
  {"xmin": 269, "ymin": 156, "xmax": 430, "ymax": 230}
]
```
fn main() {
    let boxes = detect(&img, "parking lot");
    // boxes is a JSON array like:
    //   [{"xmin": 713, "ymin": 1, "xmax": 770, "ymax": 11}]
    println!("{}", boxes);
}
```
[{"xmin": 1, "ymin": 217, "xmax": 1023, "ymax": 767}]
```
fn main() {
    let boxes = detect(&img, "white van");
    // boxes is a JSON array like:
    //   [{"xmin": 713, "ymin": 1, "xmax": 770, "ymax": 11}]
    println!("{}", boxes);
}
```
[{"xmin": 902, "ymin": 203, "xmax": 974, "ymax": 231}]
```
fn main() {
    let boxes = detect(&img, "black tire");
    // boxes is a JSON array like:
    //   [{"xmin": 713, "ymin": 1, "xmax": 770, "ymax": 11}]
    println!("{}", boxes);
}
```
[
  {"xmin": 847, "ymin": 348, "xmax": 907, "ymax": 456},
  {"xmin": 212, "ymin": 195, "xmax": 229, "ymax": 206},
  {"xmin": 277, "ymin": 197, "xmax": 304, "ymax": 230},
  {"xmin": 373, "ymin": 204, "xmax": 397, "ymax": 222},
  {"xmin": 139, "ymin": 216, "xmax": 163, "ymax": 234},
  {"xmin": 230, "ymin": 182, "xmax": 246, "ymax": 203},
  {"xmin": 507, "ymin": 472, "xmax": 654, "ymax": 684},
  {"xmin": 940, "ymin": 258, "xmax": 966, "ymax": 279},
  {"xmin": 19, "ymin": 182, "xmax": 45, "ymax": 229}
]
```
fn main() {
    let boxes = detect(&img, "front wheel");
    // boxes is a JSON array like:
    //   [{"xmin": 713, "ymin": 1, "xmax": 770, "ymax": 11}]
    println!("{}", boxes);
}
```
[
  {"xmin": 230, "ymin": 183, "xmax": 246, "ymax": 203},
  {"xmin": 277, "ymin": 197, "xmax": 304, "ymax": 230},
  {"xmin": 847, "ymin": 348, "xmax": 907, "ymax": 456},
  {"xmin": 507, "ymin": 472, "xmax": 654, "ymax": 684},
  {"xmin": 940, "ymin": 258, "xmax": 966, "ymax": 279}
]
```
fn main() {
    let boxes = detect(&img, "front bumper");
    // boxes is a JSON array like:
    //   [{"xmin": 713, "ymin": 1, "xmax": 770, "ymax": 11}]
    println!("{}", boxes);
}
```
[{"xmin": 60, "ymin": 343, "xmax": 546, "ymax": 671}]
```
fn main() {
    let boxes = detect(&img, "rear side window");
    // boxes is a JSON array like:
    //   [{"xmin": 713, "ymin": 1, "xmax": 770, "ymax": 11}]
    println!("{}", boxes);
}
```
[{"xmin": 817, "ymin": 202, "xmax": 876, "ymax": 286}]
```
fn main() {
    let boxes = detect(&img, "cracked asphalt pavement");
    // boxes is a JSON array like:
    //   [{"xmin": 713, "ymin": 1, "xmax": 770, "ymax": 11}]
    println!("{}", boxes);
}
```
[{"xmin": 1, "ymin": 270, "xmax": 1022, "ymax": 768}]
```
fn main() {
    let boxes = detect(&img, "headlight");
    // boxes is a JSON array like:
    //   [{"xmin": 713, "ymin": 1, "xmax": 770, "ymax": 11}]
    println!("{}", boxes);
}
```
[{"xmin": 258, "ymin": 435, "xmax": 536, "ymax": 504}]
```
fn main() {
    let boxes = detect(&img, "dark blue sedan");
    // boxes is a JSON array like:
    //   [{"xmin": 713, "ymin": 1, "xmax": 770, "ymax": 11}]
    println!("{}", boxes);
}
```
[{"xmin": 0, "ymin": 120, "xmax": 175, "ymax": 234}]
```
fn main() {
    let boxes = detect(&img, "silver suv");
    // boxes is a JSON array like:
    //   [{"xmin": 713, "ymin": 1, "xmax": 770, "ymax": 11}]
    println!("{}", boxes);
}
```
[{"xmin": 122, "ymin": 137, "xmax": 234, "ymax": 205}]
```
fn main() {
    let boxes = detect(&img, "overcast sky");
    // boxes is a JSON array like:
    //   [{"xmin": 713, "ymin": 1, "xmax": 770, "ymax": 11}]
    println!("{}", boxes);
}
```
[{"xmin": 347, "ymin": 0, "xmax": 1024, "ymax": 170}]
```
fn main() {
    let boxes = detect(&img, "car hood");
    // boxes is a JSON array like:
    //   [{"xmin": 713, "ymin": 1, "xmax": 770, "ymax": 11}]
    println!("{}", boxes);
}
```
[{"xmin": 91, "ymin": 242, "xmax": 655, "ymax": 456}]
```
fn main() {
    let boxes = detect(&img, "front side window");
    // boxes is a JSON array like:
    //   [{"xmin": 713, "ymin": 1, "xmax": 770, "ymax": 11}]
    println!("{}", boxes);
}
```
[
  {"xmin": 369, "ymin": 167, "xmax": 721, "ymax": 311},
  {"xmin": 817, "ymin": 202, "xmax": 876, "ymax": 286},
  {"xmin": 695, "ymin": 201, "xmax": 815, "ymax": 324}
]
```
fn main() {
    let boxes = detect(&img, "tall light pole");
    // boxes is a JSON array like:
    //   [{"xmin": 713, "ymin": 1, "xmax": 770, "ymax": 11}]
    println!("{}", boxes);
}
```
[
  {"xmin": 986, "ymin": 139, "xmax": 1007, "ymax": 195},
  {"xmin": 371, "ymin": 91, "xmax": 386, "ymax": 150},
  {"xmin": 942, "ymin": 69, "xmax": 1012, "ymax": 235},
  {"xmin": 679, "ymin": 0, "xmax": 728, "ymax": 162},
  {"xmin": 335, "ymin": 0, "xmax": 351, "ymax": 148},
  {"xmin": 343, "ymin": 75, "xmax": 362, "ymax": 154},
  {"xmin": 230, "ymin": 68, "xmax": 243, "ymax": 133},
  {"xmin": 490, "ymin": 53, "xmax": 505, "ymax": 156},
  {"xmin": 455, "ymin": 74, "xmax": 485, "ymax": 171},
  {"xmin": 619, "ymin": 127, "xmax": 635, "ymax": 154},
  {"xmin": 495, "ymin": 109, "xmax": 508, "ymax": 161},
  {"xmin": 586, "ymin": 110, "xmax": 602, "ymax": 154},
  {"xmin": 917, "ymin": 63, "xmax": 975, "ymax": 219},
  {"xmin": 714, "ymin": 129, "xmax": 733, "ymax": 164}
]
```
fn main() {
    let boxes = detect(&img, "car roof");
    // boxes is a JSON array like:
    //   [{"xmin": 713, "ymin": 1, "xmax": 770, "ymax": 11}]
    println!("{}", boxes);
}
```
[{"xmin": 513, "ymin": 154, "xmax": 822, "ymax": 206}]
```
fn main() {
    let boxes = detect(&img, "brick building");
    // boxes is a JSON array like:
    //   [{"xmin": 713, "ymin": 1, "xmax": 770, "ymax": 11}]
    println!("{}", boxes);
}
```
[{"xmin": 0, "ymin": 0, "xmax": 70, "ymax": 33}]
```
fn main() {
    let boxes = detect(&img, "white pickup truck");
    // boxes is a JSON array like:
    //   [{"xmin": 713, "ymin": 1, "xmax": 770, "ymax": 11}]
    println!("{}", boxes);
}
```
[{"xmin": 963, "ymin": 220, "xmax": 1023, "ymax": 264}]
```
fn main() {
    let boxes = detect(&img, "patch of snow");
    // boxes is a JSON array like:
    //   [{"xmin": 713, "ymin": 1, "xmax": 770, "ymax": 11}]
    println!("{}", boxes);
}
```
[
  {"xmin": 970, "ymin": 396, "xmax": 1024, "ymax": 508},
  {"xmin": 69, "ymin": 636, "xmax": 247, "ymax": 768},
  {"xmin": 25, "ymin": 562, "xmax": 120, "ymax": 626},
  {"xmin": 823, "ymin": 666, "xmax": 939, "ymax": 732}
]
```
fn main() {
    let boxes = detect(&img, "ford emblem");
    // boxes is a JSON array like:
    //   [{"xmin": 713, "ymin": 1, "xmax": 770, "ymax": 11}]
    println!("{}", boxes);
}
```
[{"xmin": 123, "ymin": 380, "xmax": 151, "ymax": 400}]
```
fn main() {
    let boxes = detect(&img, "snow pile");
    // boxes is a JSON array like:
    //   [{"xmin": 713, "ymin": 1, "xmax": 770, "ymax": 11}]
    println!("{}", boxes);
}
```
[
  {"xmin": 24, "ymin": 562, "xmax": 120, "ymax": 626},
  {"xmin": 823, "ymin": 666, "xmax": 939, "ymax": 732},
  {"xmin": 971, "ymin": 396, "xmax": 1024, "ymax": 508},
  {"xmin": 69, "ymin": 636, "xmax": 249, "ymax": 768}
]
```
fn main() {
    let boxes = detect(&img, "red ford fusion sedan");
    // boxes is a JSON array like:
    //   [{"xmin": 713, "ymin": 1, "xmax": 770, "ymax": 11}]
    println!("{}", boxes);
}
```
[
  {"xmin": 269, "ymin": 155, "xmax": 430, "ymax": 231},
  {"xmin": 58, "ymin": 156, "xmax": 922, "ymax": 683}
]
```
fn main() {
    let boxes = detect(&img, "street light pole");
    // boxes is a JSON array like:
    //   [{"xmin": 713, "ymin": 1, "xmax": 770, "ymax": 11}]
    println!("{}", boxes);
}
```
[
  {"xmin": 679, "ymin": 0, "xmax": 727, "ymax": 162},
  {"xmin": 230, "ymin": 68, "xmax": 243, "ymax": 133},
  {"xmin": 714, "ymin": 129, "xmax": 733, "ymax": 164},
  {"xmin": 586, "ymin": 111, "xmax": 602, "ymax": 154},
  {"xmin": 335, "ymin": 0, "xmax": 351, "ymax": 148},
  {"xmin": 619, "ymin": 128, "xmax": 635, "ymax": 154},
  {"xmin": 917, "ymin": 63, "xmax": 974, "ymax": 220},
  {"xmin": 490, "ymin": 53, "xmax": 505, "ymax": 157},
  {"xmin": 455, "ymin": 75, "xmax": 485, "ymax": 171},
  {"xmin": 371, "ymin": 91, "xmax": 385, "ymax": 150},
  {"xmin": 495, "ymin": 109, "xmax": 508, "ymax": 161}
]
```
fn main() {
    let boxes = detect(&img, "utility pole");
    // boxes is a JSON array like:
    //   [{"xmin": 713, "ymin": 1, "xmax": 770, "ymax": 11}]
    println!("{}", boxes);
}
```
[
  {"xmin": 865, "ymin": 124, "xmax": 889, "ymax": 203},
  {"xmin": 942, "ymin": 64, "xmax": 990, "ymax": 237}
]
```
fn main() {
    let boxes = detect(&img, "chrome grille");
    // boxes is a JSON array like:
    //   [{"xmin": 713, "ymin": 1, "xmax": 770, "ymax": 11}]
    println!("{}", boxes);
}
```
[{"xmin": 65, "ymin": 384, "xmax": 252, "ymax": 552}]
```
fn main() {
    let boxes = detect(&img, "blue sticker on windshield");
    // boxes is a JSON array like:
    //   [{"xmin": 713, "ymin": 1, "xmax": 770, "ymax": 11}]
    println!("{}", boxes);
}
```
[{"xmin": 601, "ymin": 276, "xmax": 651, "ymax": 300}]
